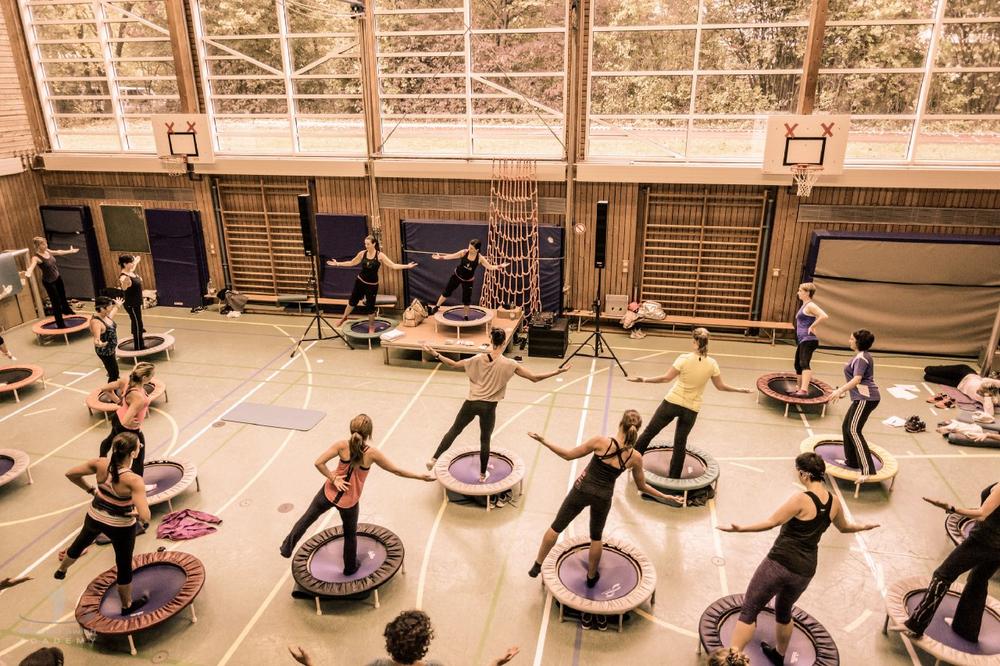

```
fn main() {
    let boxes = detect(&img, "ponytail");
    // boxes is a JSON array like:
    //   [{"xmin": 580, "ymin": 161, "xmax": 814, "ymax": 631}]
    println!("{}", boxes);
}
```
[
  {"xmin": 348, "ymin": 413, "xmax": 373, "ymax": 466},
  {"xmin": 619, "ymin": 409, "xmax": 642, "ymax": 449},
  {"xmin": 109, "ymin": 432, "xmax": 139, "ymax": 483},
  {"xmin": 693, "ymin": 327, "xmax": 709, "ymax": 357},
  {"xmin": 130, "ymin": 361, "xmax": 154, "ymax": 387}
]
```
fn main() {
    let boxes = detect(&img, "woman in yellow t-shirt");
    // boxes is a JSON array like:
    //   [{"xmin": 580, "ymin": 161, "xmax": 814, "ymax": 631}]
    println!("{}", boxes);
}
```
[{"xmin": 627, "ymin": 328, "xmax": 750, "ymax": 478}]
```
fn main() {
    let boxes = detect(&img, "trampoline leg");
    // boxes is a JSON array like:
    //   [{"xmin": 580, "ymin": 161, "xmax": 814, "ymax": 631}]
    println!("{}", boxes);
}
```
[
  {"xmin": 853, "ymin": 482, "xmax": 860, "ymax": 499},
  {"xmin": 314, "ymin": 596, "xmax": 322, "ymax": 616},
  {"xmin": 166, "ymin": 348, "xmax": 171, "ymax": 360},
  {"xmin": 783, "ymin": 404, "xmax": 789, "ymax": 418},
  {"xmin": 167, "ymin": 498, "xmax": 174, "ymax": 512},
  {"xmin": 13, "ymin": 389, "xmax": 18, "ymax": 403},
  {"xmin": 821, "ymin": 404, "xmax": 827, "ymax": 418},
  {"xmin": 127, "ymin": 634, "xmax": 136, "ymax": 656},
  {"xmin": 63, "ymin": 334, "xmax": 69, "ymax": 345},
  {"xmin": 373, "ymin": 589, "xmax": 380, "ymax": 609},
  {"xmin": 617, "ymin": 614, "xmax": 623, "ymax": 633},
  {"xmin": 165, "ymin": 389, "xmax": 169, "ymax": 403},
  {"xmin": 196, "ymin": 476, "xmax": 201, "ymax": 492},
  {"xmin": 402, "ymin": 557, "xmax": 406, "ymax": 575},
  {"xmin": 888, "ymin": 476, "xmax": 896, "ymax": 493},
  {"xmin": 650, "ymin": 590, "xmax": 656, "ymax": 608},
  {"xmin": 882, "ymin": 614, "xmax": 890, "ymax": 635},
  {"xmin": 26, "ymin": 468, "xmax": 33, "ymax": 484},
  {"xmin": 558, "ymin": 603, "xmax": 564, "ymax": 624},
  {"xmin": 190, "ymin": 603, "xmax": 198, "ymax": 623}
]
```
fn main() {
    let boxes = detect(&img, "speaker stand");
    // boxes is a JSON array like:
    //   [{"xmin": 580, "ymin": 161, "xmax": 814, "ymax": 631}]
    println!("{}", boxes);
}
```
[
  {"xmin": 291, "ymin": 256, "xmax": 353, "ymax": 356},
  {"xmin": 560, "ymin": 267, "xmax": 626, "ymax": 375}
]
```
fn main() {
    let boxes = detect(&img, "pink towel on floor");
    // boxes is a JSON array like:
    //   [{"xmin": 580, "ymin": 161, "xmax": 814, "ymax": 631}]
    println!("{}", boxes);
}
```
[{"xmin": 157, "ymin": 508, "xmax": 222, "ymax": 541}]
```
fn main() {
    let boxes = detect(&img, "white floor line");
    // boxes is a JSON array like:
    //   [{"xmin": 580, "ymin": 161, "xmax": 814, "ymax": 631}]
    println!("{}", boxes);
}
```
[
  {"xmin": 415, "ymin": 497, "xmax": 449, "ymax": 610},
  {"xmin": 21, "ymin": 407, "xmax": 56, "ymax": 417},
  {"xmin": 707, "ymin": 499, "xmax": 729, "ymax": 596},
  {"xmin": 0, "ymin": 369, "xmax": 97, "ymax": 424},
  {"xmin": 728, "ymin": 462, "xmax": 764, "ymax": 473},
  {"xmin": 0, "ymin": 500, "xmax": 90, "ymax": 528},
  {"xmin": 28, "ymin": 421, "xmax": 103, "ymax": 469},
  {"xmin": 61, "ymin": 371, "xmax": 89, "ymax": 377},
  {"xmin": 0, "ymin": 528, "xmax": 79, "ymax": 599},
  {"xmin": 633, "ymin": 608, "xmax": 699, "ymax": 638},
  {"xmin": 844, "ymin": 608, "xmax": 872, "ymax": 633},
  {"xmin": 921, "ymin": 383, "xmax": 934, "ymax": 395},
  {"xmin": 532, "ymin": 358, "xmax": 597, "ymax": 666}
]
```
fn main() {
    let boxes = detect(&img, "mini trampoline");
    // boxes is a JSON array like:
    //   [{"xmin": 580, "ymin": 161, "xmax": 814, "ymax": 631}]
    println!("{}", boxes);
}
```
[
  {"xmin": 541, "ymin": 535, "xmax": 656, "ymax": 632},
  {"xmin": 32, "ymin": 314, "xmax": 91, "ymax": 345},
  {"xmin": 0, "ymin": 364, "xmax": 45, "ymax": 403},
  {"xmin": 639, "ymin": 443, "xmax": 719, "ymax": 507},
  {"xmin": 884, "ymin": 576, "xmax": 1000, "ymax": 666},
  {"xmin": 945, "ymin": 512, "xmax": 975, "ymax": 547},
  {"xmin": 291, "ymin": 523, "xmax": 404, "ymax": 614},
  {"xmin": 144, "ymin": 459, "xmax": 199, "ymax": 511},
  {"xmin": 116, "ymin": 333, "xmax": 175, "ymax": 364},
  {"xmin": 0, "ymin": 449, "xmax": 32, "ymax": 488},
  {"xmin": 76, "ymin": 551, "xmax": 204, "ymax": 656},
  {"xmin": 435, "ymin": 446, "xmax": 525, "ymax": 511},
  {"xmin": 85, "ymin": 379, "xmax": 167, "ymax": 419},
  {"xmin": 699, "ymin": 594, "xmax": 839, "ymax": 665},
  {"xmin": 801, "ymin": 435, "xmax": 898, "ymax": 498},
  {"xmin": 341, "ymin": 317, "xmax": 399, "ymax": 350},
  {"xmin": 756, "ymin": 372, "xmax": 833, "ymax": 418},
  {"xmin": 433, "ymin": 305, "xmax": 494, "ymax": 339}
]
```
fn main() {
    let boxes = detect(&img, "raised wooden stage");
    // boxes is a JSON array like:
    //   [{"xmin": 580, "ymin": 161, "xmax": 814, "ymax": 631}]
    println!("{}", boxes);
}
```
[{"xmin": 380, "ymin": 308, "xmax": 524, "ymax": 365}]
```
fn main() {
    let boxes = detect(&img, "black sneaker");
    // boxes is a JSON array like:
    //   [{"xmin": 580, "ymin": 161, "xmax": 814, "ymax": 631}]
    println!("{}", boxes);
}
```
[
  {"xmin": 528, "ymin": 562, "xmax": 542, "ymax": 578},
  {"xmin": 595, "ymin": 615, "xmax": 608, "ymax": 631},
  {"xmin": 122, "ymin": 595, "xmax": 149, "ymax": 616},
  {"xmin": 586, "ymin": 571, "xmax": 601, "ymax": 588},
  {"xmin": 760, "ymin": 642, "xmax": 784, "ymax": 666},
  {"xmin": 580, "ymin": 613, "xmax": 594, "ymax": 630}
]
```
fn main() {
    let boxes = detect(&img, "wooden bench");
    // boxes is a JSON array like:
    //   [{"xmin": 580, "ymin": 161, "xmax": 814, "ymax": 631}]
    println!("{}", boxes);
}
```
[
  {"xmin": 564, "ymin": 309, "xmax": 793, "ymax": 345},
  {"xmin": 243, "ymin": 293, "xmax": 398, "ymax": 315}
]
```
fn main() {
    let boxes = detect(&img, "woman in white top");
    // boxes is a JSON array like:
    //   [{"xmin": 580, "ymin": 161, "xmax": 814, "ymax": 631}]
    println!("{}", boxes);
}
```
[
  {"xmin": 924, "ymin": 364, "xmax": 998, "ymax": 416},
  {"xmin": 627, "ymin": 328, "xmax": 750, "ymax": 478}
]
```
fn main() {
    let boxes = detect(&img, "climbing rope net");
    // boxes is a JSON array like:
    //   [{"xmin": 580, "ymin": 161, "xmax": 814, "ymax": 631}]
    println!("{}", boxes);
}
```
[{"xmin": 481, "ymin": 159, "xmax": 542, "ymax": 316}]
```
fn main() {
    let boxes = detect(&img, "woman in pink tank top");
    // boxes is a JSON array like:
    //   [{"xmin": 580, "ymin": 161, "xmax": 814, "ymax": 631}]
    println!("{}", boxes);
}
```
[
  {"xmin": 98, "ymin": 362, "xmax": 155, "ymax": 475},
  {"xmin": 280, "ymin": 414, "xmax": 435, "ymax": 574}
]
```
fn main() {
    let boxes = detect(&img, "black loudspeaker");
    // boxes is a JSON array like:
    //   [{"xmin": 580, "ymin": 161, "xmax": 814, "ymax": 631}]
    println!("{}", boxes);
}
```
[
  {"xmin": 594, "ymin": 200, "xmax": 608, "ymax": 269},
  {"xmin": 298, "ymin": 193, "xmax": 317, "ymax": 257}
]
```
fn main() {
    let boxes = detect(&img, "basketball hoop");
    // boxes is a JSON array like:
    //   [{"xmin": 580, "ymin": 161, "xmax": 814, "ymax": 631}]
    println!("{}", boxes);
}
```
[
  {"xmin": 790, "ymin": 164, "xmax": 822, "ymax": 197},
  {"xmin": 159, "ymin": 154, "xmax": 189, "ymax": 178}
]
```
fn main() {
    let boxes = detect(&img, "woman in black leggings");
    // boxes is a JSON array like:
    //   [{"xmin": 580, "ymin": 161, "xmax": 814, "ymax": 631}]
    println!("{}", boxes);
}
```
[
  {"xmin": 827, "ymin": 330, "xmax": 880, "ymax": 475},
  {"xmin": 118, "ymin": 254, "xmax": 145, "ymax": 350},
  {"xmin": 528, "ymin": 410, "xmax": 680, "ymax": 588},
  {"xmin": 328, "ymin": 235, "xmax": 416, "ymax": 334},
  {"xmin": 430, "ymin": 239, "xmax": 507, "ymax": 318},
  {"xmin": 25, "ymin": 237, "xmax": 78, "ymax": 328},
  {"xmin": 90, "ymin": 296, "xmax": 123, "ymax": 381},
  {"xmin": 904, "ymin": 483, "xmax": 1000, "ymax": 642},
  {"xmin": 717, "ymin": 453, "xmax": 877, "ymax": 665},
  {"xmin": 56, "ymin": 432, "xmax": 151, "ymax": 614}
]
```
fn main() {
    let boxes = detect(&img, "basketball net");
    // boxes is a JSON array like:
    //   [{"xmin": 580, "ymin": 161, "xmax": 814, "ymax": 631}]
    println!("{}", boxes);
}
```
[
  {"xmin": 159, "ymin": 155, "xmax": 189, "ymax": 178},
  {"xmin": 791, "ymin": 164, "xmax": 822, "ymax": 197},
  {"xmin": 481, "ymin": 159, "xmax": 542, "ymax": 316}
]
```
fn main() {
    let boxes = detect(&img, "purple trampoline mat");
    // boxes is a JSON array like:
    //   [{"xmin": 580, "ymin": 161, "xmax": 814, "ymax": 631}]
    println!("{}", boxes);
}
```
[
  {"xmin": 0, "ymin": 456, "xmax": 14, "ymax": 476},
  {"xmin": 767, "ymin": 377, "xmax": 826, "ymax": 399},
  {"xmin": 310, "ymin": 535, "xmax": 387, "ymax": 583},
  {"xmin": 144, "ymin": 463, "xmax": 184, "ymax": 496},
  {"xmin": 448, "ymin": 452, "xmax": 513, "ymax": 484},
  {"xmin": 904, "ymin": 590, "xmax": 1000, "ymax": 655},
  {"xmin": 557, "ymin": 547, "xmax": 639, "ymax": 603},
  {"xmin": 961, "ymin": 520, "xmax": 974, "ymax": 539},
  {"xmin": 41, "ymin": 316, "xmax": 87, "ymax": 330},
  {"xmin": 718, "ymin": 611, "xmax": 820, "ymax": 664},
  {"xmin": 118, "ymin": 336, "xmax": 166, "ymax": 352},
  {"xmin": 97, "ymin": 563, "xmax": 188, "ymax": 617},
  {"xmin": 642, "ymin": 449, "xmax": 707, "ymax": 480},
  {"xmin": 814, "ymin": 442, "xmax": 884, "ymax": 473},
  {"xmin": 442, "ymin": 308, "xmax": 487, "ymax": 322},
  {"xmin": 349, "ymin": 320, "xmax": 391, "ymax": 334},
  {"xmin": 0, "ymin": 368, "xmax": 32, "ymax": 384}
]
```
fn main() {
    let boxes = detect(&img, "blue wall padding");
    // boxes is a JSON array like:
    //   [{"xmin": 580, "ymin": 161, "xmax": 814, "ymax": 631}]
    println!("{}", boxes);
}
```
[
  {"xmin": 146, "ymin": 209, "xmax": 209, "ymax": 308},
  {"xmin": 402, "ymin": 219, "xmax": 563, "ymax": 313},
  {"xmin": 39, "ymin": 205, "xmax": 102, "ymax": 300},
  {"xmin": 316, "ymin": 214, "xmax": 368, "ymax": 298}
]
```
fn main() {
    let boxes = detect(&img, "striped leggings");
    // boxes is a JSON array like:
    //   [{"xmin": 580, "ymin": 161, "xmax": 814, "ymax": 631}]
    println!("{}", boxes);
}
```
[{"xmin": 842, "ymin": 399, "xmax": 878, "ymax": 474}]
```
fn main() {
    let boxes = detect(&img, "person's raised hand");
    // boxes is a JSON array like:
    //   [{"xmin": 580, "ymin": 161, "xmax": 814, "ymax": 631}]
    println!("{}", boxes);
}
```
[
  {"xmin": 406, "ymin": 262, "xmax": 418, "ymax": 269},
  {"xmin": 113, "ymin": 297, "xmax": 125, "ymax": 308},
  {"xmin": 922, "ymin": 497, "xmax": 951, "ymax": 511},
  {"xmin": 717, "ymin": 523, "xmax": 741, "ymax": 533},
  {"xmin": 626, "ymin": 376, "xmax": 643, "ymax": 383},
  {"xmin": 0, "ymin": 576, "xmax": 32, "ymax": 591},
  {"xmin": 326, "ymin": 259, "xmax": 338, "ymax": 267},
  {"xmin": 527, "ymin": 432, "xmax": 545, "ymax": 444},
  {"xmin": 495, "ymin": 646, "xmax": 520, "ymax": 665},
  {"xmin": 287, "ymin": 645, "xmax": 313, "ymax": 666},
  {"xmin": 432, "ymin": 253, "xmax": 443, "ymax": 260},
  {"xmin": 421, "ymin": 472, "xmax": 436, "ymax": 482}
]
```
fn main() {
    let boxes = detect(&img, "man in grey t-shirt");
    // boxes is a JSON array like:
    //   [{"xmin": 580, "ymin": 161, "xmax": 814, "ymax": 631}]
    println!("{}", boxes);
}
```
[{"xmin": 424, "ymin": 328, "xmax": 568, "ymax": 482}]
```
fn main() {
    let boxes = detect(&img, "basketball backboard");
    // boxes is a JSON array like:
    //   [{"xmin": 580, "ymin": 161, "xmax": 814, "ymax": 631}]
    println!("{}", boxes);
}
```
[
  {"xmin": 151, "ymin": 114, "xmax": 215, "ymax": 164},
  {"xmin": 762, "ymin": 114, "xmax": 850, "ymax": 175}
]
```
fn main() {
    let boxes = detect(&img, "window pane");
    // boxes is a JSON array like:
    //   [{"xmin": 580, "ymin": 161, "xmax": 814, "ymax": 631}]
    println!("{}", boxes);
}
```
[
  {"xmin": 695, "ymin": 74, "xmax": 799, "ymax": 113},
  {"xmin": 822, "ymin": 25, "xmax": 930, "ymax": 69},
  {"xmin": 377, "ymin": 12, "xmax": 464, "ymax": 32},
  {"xmin": 589, "ymin": 119, "xmax": 687, "ymax": 159},
  {"xmin": 844, "ymin": 119, "xmax": 913, "ymax": 161},
  {"xmin": 472, "ymin": 120, "xmax": 564, "ymax": 157},
  {"xmin": 592, "ymin": 30, "xmax": 695, "ymax": 72},
  {"xmin": 928, "ymin": 72, "xmax": 1000, "ymax": 114},
  {"xmin": 937, "ymin": 24, "xmax": 1000, "ymax": 67},
  {"xmin": 816, "ymin": 73, "xmax": 922, "ymax": 114},
  {"xmin": 474, "ymin": 76, "xmax": 562, "ymax": 112},
  {"xmin": 297, "ymin": 119, "xmax": 366, "ymax": 154},
  {"xmin": 472, "ymin": 33, "xmax": 564, "ymax": 73},
  {"xmin": 945, "ymin": 0, "xmax": 998, "ymax": 18},
  {"xmin": 703, "ymin": 0, "xmax": 810, "ymax": 24},
  {"xmin": 471, "ymin": 0, "xmax": 565, "ymax": 29},
  {"xmin": 592, "ymin": 0, "xmax": 697, "ymax": 26},
  {"xmin": 380, "ymin": 119, "xmax": 467, "ymax": 155},
  {"xmin": 214, "ymin": 118, "xmax": 291, "ymax": 152},
  {"xmin": 915, "ymin": 120, "xmax": 1000, "ymax": 161},
  {"xmin": 699, "ymin": 27, "xmax": 807, "ymax": 70},
  {"xmin": 828, "ymin": 0, "xmax": 937, "ymax": 20},
  {"xmin": 199, "ymin": 0, "xmax": 278, "ymax": 35},
  {"xmin": 591, "ymin": 76, "xmax": 691, "ymax": 114},
  {"xmin": 687, "ymin": 119, "xmax": 762, "ymax": 158}
]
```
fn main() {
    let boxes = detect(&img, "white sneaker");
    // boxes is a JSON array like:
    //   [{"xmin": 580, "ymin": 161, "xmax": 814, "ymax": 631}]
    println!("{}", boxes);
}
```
[{"xmin": 479, "ymin": 470, "xmax": 491, "ymax": 483}]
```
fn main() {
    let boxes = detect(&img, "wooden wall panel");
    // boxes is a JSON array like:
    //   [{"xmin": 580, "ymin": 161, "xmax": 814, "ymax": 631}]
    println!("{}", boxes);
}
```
[
  {"xmin": 0, "ymin": 9, "xmax": 33, "ymax": 157},
  {"xmin": 40, "ymin": 171, "xmax": 221, "ymax": 294},
  {"xmin": 0, "ymin": 169, "xmax": 43, "ymax": 250},
  {"xmin": 570, "ymin": 182, "xmax": 640, "ymax": 311}
]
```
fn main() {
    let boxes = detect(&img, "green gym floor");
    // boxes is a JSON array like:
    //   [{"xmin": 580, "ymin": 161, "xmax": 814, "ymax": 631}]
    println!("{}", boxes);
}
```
[{"xmin": 0, "ymin": 307, "xmax": 994, "ymax": 666}]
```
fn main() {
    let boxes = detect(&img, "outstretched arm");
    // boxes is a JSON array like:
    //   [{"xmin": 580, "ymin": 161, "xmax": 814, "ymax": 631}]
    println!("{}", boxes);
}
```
[
  {"xmin": 423, "ymin": 345, "xmax": 464, "ymax": 368},
  {"xmin": 628, "ymin": 367, "xmax": 679, "ymax": 384},
  {"xmin": 529, "ymin": 432, "xmax": 594, "ymax": 460},
  {"xmin": 831, "ymin": 500, "xmax": 879, "ymax": 533},
  {"xmin": 711, "ymin": 374, "xmax": 751, "ymax": 393},
  {"xmin": 514, "ymin": 364, "xmax": 569, "ymax": 383},
  {"xmin": 326, "ymin": 250, "xmax": 364, "ymax": 268},
  {"xmin": 717, "ymin": 493, "xmax": 803, "ymax": 533},
  {"xmin": 925, "ymin": 484, "xmax": 1000, "ymax": 522},
  {"xmin": 478, "ymin": 256, "xmax": 509, "ymax": 271},
  {"xmin": 23, "ymin": 257, "xmax": 39, "ymax": 279},
  {"xmin": 630, "ymin": 459, "xmax": 683, "ymax": 505},
  {"xmin": 378, "ymin": 252, "xmax": 416, "ymax": 271},
  {"xmin": 432, "ymin": 249, "xmax": 465, "ymax": 260},
  {"xmin": 51, "ymin": 246, "xmax": 79, "ymax": 256},
  {"xmin": 370, "ymin": 449, "xmax": 435, "ymax": 481}
]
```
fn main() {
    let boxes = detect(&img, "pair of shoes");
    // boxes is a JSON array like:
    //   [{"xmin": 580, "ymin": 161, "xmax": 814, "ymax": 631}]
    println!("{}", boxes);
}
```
[
  {"xmin": 595, "ymin": 615, "xmax": 608, "ymax": 631},
  {"xmin": 492, "ymin": 490, "xmax": 512, "ymax": 509},
  {"xmin": 629, "ymin": 329, "xmax": 646, "ymax": 339},
  {"xmin": 905, "ymin": 416, "xmax": 926, "ymax": 433},
  {"xmin": 926, "ymin": 392, "xmax": 948, "ymax": 404},
  {"xmin": 933, "ymin": 396, "xmax": 955, "ymax": 408}
]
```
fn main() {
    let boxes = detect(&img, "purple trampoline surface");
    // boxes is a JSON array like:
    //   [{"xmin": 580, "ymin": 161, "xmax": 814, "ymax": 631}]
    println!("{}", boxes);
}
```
[
  {"xmin": 814, "ymin": 442, "xmax": 884, "ymax": 473},
  {"xmin": 961, "ymin": 521, "xmax": 974, "ymax": 539},
  {"xmin": 556, "ymin": 548, "xmax": 639, "ymax": 603},
  {"xmin": 40, "ymin": 315, "xmax": 87, "ymax": 330},
  {"xmin": 904, "ymin": 590, "xmax": 1000, "ymax": 656},
  {"xmin": 97, "ymin": 563, "xmax": 187, "ymax": 617},
  {"xmin": 144, "ymin": 463, "xmax": 184, "ymax": 496},
  {"xmin": 349, "ymin": 320, "xmax": 392, "ymax": 334},
  {"xmin": 0, "ymin": 456, "xmax": 13, "ymax": 476},
  {"xmin": 442, "ymin": 308, "xmax": 488, "ymax": 322},
  {"xmin": 767, "ymin": 377, "xmax": 826, "ymax": 399},
  {"xmin": 448, "ymin": 452, "xmax": 513, "ymax": 484},
  {"xmin": 642, "ymin": 449, "xmax": 707, "ymax": 480},
  {"xmin": 310, "ymin": 535, "xmax": 388, "ymax": 583},
  {"xmin": 717, "ymin": 611, "xmax": 819, "ymax": 664}
]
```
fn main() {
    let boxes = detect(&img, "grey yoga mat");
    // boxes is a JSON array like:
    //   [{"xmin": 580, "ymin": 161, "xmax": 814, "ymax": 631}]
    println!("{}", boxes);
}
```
[{"xmin": 222, "ymin": 403, "xmax": 326, "ymax": 431}]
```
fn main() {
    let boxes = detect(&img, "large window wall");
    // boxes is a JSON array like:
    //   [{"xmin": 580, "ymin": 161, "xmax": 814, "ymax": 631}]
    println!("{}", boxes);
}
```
[{"xmin": 18, "ymin": 0, "xmax": 182, "ymax": 151}]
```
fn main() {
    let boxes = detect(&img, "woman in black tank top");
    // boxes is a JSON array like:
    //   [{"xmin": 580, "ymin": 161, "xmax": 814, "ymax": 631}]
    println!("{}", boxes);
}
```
[
  {"xmin": 904, "ymin": 483, "xmax": 1000, "ymax": 642},
  {"xmin": 430, "ymin": 239, "xmax": 508, "ymax": 317},
  {"xmin": 25, "ymin": 237, "xmax": 79, "ymax": 329},
  {"xmin": 90, "ymin": 296, "xmax": 123, "ymax": 381},
  {"xmin": 118, "ymin": 254, "xmax": 146, "ymax": 350},
  {"xmin": 528, "ymin": 410, "xmax": 681, "ymax": 590},
  {"xmin": 327, "ymin": 235, "xmax": 416, "ymax": 333},
  {"xmin": 717, "ymin": 453, "xmax": 877, "ymax": 665}
]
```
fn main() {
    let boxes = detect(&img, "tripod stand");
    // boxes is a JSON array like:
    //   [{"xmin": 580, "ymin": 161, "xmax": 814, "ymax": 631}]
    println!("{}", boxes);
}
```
[
  {"xmin": 291, "ymin": 255, "xmax": 353, "ymax": 356},
  {"xmin": 560, "ymin": 267, "xmax": 626, "ymax": 375}
]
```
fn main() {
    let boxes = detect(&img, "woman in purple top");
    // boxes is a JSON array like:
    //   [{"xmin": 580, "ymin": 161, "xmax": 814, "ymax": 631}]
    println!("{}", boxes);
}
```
[
  {"xmin": 827, "ymin": 329, "xmax": 879, "ymax": 475},
  {"xmin": 790, "ymin": 282, "xmax": 828, "ymax": 396}
]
